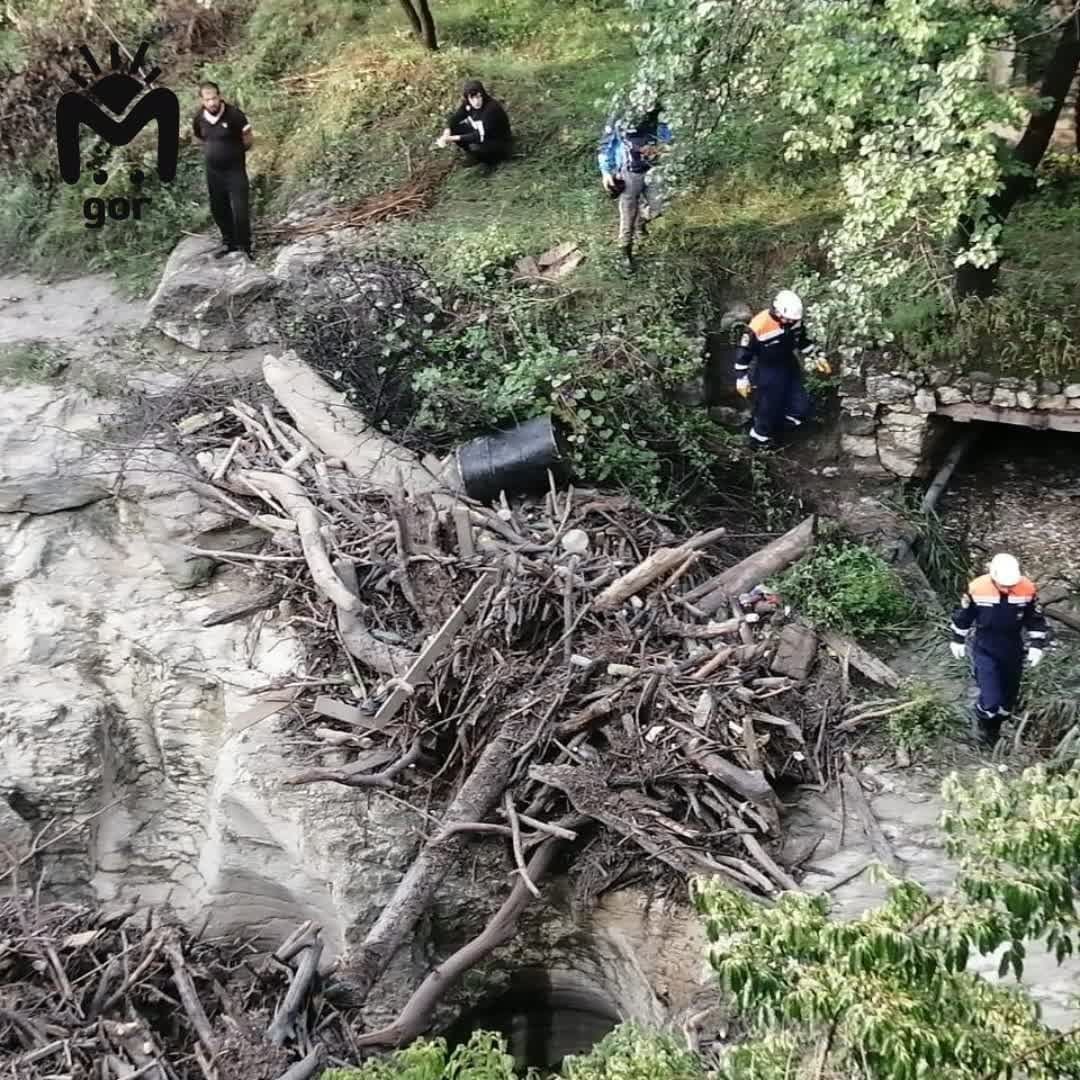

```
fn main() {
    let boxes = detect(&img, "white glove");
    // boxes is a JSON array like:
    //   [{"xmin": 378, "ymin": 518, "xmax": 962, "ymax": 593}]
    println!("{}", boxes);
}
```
[
  {"xmin": 949, "ymin": 642, "xmax": 966, "ymax": 661},
  {"xmin": 736, "ymin": 376, "xmax": 751, "ymax": 399},
  {"xmin": 1027, "ymin": 647, "xmax": 1044, "ymax": 668}
]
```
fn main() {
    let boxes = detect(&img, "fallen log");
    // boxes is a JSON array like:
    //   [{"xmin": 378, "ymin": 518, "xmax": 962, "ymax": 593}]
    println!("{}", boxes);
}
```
[
  {"xmin": 333, "ymin": 559, "xmax": 416, "ymax": 676},
  {"xmin": 240, "ymin": 469, "xmax": 358, "ymax": 612},
  {"xmin": 842, "ymin": 755, "xmax": 903, "ymax": 876},
  {"xmin": 696, "ymin": 516, "xmax": 815, "ymax": 615},
  {"xmin": 268, "ymin": 936, "xmax": 323, "ymax": 1045},
  {"xmin": 529, "ymin": 763, "xmax": 758, "ymax": 897},
  {"xmin": 821, "ymin": 630, "xmax": 902, "ymax": 689},
  {"xmin": 594, "ymin": 527, "xmax": 727, "ymax": 610},
  {"xmin": 354, "ymin": 837, "xmax": 563, "ymax": 1048},
  {"xmin": 263, "ymin": 350, "xmax": 442, "ymax": 497},
  {"xmin": 672, "ymin": 730, "xmax": 778, "ymax": 815},
  {"xmin": 340, "ymin": 709, "xmax": 538, "ymax": 1006}
]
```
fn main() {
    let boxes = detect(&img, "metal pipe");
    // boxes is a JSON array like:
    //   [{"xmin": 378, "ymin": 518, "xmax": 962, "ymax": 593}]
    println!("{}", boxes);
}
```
[{"xmin": 890, "ymin": 427, "xmax": 979, "ymax": 565}]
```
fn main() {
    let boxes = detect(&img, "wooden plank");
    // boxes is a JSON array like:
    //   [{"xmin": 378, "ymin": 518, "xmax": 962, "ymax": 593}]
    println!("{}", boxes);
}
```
[
  {"xmin": 938, "ymin": 403, "xmax": 1080, "ymax": 433},
  {"xmin": 452, "ymin": 505, "xmax": 475, "ymax": 557},
  {"xmin": 314, "ymin": 694, "xmax": 366, "ymax": 725},
  {"xmin": 821, "ymin": 630, "xmax": 902, "ymax": 689},
  {"xmin": 367, "ymin": 572, "xmax": 498, "ymax": 731}
]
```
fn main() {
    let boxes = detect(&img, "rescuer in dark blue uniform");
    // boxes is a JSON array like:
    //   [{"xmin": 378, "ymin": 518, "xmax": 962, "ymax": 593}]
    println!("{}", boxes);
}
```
[
  {"xmin": 950, "ymin": 553, "xmax": 1049, "ymax": 747},
  {"xmin": 734, "ymin": 289, "xmax": 831, "ymax": 449}
]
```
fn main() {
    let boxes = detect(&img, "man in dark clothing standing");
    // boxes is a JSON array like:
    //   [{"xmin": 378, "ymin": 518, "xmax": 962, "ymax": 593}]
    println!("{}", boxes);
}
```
[
  {"xmin": 437, "ymin": 80, "xmax": 512, "ymax": 172},
  {"xmin": 192, "ymin": 81, "xmax": 254, "ymax": 260}
]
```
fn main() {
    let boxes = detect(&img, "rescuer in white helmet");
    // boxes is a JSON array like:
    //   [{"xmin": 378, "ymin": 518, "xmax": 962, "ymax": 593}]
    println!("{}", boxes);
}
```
[
  {"xmin": 733, "ymin": 289, "xmax": 832, "ymax": 449},
  {"xmin": 949, "ymin": 553, "xmax": 1050, "ymax": 748}
]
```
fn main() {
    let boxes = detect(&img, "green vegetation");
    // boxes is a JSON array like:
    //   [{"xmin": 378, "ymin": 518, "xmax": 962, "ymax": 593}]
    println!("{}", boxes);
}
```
[
  {"xmin": 321, "ymin": 1030, "xmax": 518, "ymax": 1079},
  {"xmin": 324, "ymin": 764, "xmax": 1080, "ymax": 1079},
  {"xmin": 0, "ymin": 340, "xmax": 68, "ymax": 384},
  {"xmin": 319, "ymin": 1025, "xmax": 704, "ymax": 1080},
  {"xmin": 885, "ymin": 681, "xmax": 956, "ymax": 753},
  {"xmin": 774, "ymin": 542, "xmax": 919, "ymax": 638},
  {"xmin": 696, "ymin": 760, "xmax": 1080, "ymax": 1079}
]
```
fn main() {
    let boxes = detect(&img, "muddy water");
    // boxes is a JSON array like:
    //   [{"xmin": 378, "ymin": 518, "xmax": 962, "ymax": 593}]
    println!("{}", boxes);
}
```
[{"xmin": 0, "ymin": 273, "xmax": 143, "ymax": 351}]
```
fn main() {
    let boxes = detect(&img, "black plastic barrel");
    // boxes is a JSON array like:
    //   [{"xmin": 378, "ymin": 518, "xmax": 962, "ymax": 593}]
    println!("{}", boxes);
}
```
[{"xmin": 457, "ymin": 414, "xmax": 570, "ymax": 503}]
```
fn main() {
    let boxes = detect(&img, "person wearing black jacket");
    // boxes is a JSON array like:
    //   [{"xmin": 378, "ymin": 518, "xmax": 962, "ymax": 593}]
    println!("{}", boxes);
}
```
[
  {"xmin": 192, "ymin": 81, "xmax": 254, "ymax": 260},
  {"xmin": 437, "ymin": 79, "xmax": 512, "ymax": 171}
]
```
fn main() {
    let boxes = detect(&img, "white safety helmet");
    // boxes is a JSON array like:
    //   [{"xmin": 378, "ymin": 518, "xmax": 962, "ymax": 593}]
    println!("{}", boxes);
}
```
[
  {"xmin": 988, "ymin": 553, "xmax": 1021, "ymax": 587},
  {"xmin": 772, "ymin": 289, "xmax": 803, "ymax": 323}
]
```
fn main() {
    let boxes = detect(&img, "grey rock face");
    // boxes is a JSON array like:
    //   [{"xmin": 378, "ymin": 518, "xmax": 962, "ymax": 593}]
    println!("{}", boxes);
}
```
[
  {"xmin": 145, "ymin": 235, "xmax": 278, "ymax": 351},
  {"xmin": 0, "ymin": 385, "xmax": 117, "ymax": 513}
]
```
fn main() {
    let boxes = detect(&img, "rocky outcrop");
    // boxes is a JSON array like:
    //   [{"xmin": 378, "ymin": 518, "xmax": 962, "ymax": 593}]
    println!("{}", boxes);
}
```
[
  {"xmin": 144, "ymin": 224, "xmax": 380, "ymax": 353},
  {"xmin": 0, "ymin": 384, "xmax": 118, "ymax": 513},
  {"xmin": 144, "ymin": 235, "xmax": 279, "ymax": 351}
]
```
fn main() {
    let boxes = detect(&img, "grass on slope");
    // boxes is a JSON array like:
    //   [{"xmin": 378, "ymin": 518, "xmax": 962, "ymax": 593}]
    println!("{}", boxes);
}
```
[{"xmin": 0, "ymin": 0, "xmax": 835, "ymax": 311}]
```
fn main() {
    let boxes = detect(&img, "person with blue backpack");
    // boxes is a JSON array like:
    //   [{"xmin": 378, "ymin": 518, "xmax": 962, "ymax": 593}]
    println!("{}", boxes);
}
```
[{"xmin": 597, "ymin": 104, "xmax": 673, "ymax": 271}]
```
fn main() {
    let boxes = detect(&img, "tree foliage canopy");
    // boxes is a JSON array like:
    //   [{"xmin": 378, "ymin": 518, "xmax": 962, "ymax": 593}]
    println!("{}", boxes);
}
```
[
  {"xmin": 625, "ymin": 0, "xmax": 1079, "ymax": 347},
  {"xmin": 695, "ymin": 761, "xmax": 1080, "ymax": 1079}
]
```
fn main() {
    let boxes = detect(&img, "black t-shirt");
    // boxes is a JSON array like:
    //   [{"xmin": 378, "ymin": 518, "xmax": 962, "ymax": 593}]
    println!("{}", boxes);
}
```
[{"xmin": 192, "ymin": 103, "xmax": 249, "ymax": 171}]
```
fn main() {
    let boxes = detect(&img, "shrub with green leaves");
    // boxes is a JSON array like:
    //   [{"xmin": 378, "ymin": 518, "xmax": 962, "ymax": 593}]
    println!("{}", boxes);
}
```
[
  {"xmin": 774, "ymin": 542, "xmax": 919, "ymax": 638},
  {"xmin": 561, "ymin": 1023, "xmax": 705, "ymax": 1080},
  {"xmin": 320, "ymin": 1024, "xmax": 706, "ymax": 1080},
  {"xmin": 321, "ymin": 1031, "xmax": 518, "ymax": 1080},
  {"xmin": 885, "ymin": 682, "xmax": 956, "ymax": 752},
  {"xmin": 695, "ymin": 761, "xmax": 1080, "ymax": 1079}
]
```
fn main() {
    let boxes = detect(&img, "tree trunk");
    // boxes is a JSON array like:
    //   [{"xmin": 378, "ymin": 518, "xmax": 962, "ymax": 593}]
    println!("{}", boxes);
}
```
[
  {"xmin": 398, "ymin": 0, "xmax": 438, "ymax": 50},
  {"xmin": 694, "ymin": 515, "xmax": 815, "ymax": 615},
  {"xmin": 396, "ymin": 0, "xmax": 422, "ymax": 38},
  {"xmin": 415, "ymin": 0, "xmax": 439, "ymax": 51},
  {"xmin": 340, "ymin": 709, "xmax": 534, "ymax": 1005},
  {"xmin": 956, "ymin": 14, "xmax": 1080, "ymax": 297},
  {"xmin": 1074, "ymin": 70, "xmax": 1079, "ymax": 152}
]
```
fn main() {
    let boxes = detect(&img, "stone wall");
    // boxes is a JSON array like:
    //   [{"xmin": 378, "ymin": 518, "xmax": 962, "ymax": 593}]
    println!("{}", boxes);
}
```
[{"xmin": 838, "ymin": 354, "xmax": 1080, "ymax": 477}]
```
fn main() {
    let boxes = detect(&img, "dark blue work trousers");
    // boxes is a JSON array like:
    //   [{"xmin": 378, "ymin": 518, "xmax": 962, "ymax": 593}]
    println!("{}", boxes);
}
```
[
  {"xmin": 752, "ymin": 361, "xmax": 812, "ymax": 439},
  {"xmin": 972, "ymin": 645, "xmax": 1023, "ymax": 718}
]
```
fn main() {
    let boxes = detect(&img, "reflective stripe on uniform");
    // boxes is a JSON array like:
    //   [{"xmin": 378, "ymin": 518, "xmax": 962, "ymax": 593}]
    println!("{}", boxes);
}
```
[{"xmin": 951, "ymin": 623, "xmax": 971, "ymax": 637}]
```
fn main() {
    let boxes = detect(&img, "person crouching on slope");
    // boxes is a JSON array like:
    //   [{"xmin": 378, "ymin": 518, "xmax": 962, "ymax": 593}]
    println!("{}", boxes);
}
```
[
  {"xmin": 733, "ymin": 289, "xmax": 831, "ymax": 449},
  {"xmin": 597, "ymin": 104, "xmax": 673, "ymax": 272},
  {"xmin": 950, "ymin": 553, "xmax": 1049, "ymax": 749},
  {"xmin": 436, "ymin": 79, "xmax": 512, "ymax": 173}
]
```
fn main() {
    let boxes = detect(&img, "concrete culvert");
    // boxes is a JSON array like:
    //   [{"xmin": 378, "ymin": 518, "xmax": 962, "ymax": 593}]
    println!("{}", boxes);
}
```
[{"xmin": 442, "ymin": 968, "xmax": 621, "ymax": 1073}]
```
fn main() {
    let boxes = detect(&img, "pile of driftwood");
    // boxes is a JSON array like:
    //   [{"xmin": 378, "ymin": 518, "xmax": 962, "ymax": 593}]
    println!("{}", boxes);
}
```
[
  {"xmin": 156, "ymin": 349, "xmax": 902, "ymax": 1051},
  {"xmin": 0, "ymin": 896, "xmax": 340, "ymax": 1080}
]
